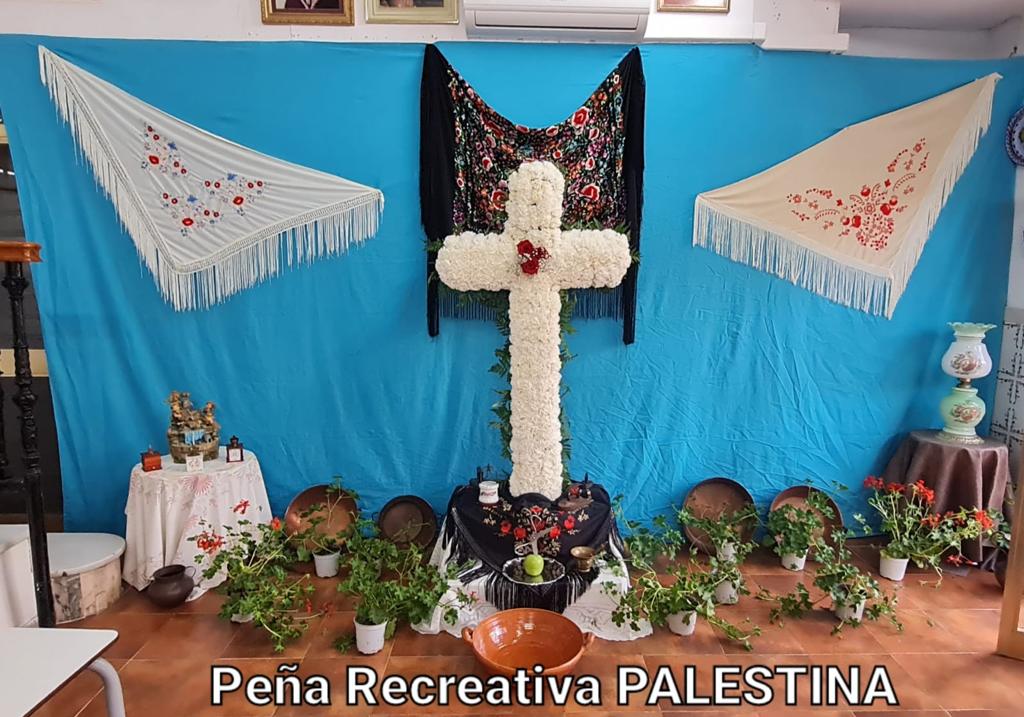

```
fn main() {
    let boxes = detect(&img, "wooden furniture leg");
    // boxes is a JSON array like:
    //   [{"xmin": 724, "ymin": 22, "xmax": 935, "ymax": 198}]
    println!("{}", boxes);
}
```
[{"xmin": 997, "ymin": 454, "xmax": 1024, "ymax": 660}]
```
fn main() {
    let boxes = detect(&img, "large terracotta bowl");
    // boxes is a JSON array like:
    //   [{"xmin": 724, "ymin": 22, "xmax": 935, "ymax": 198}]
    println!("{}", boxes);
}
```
[{"xmin": 462, "ymin": 609, "xmax": 595, "ymax": 677}]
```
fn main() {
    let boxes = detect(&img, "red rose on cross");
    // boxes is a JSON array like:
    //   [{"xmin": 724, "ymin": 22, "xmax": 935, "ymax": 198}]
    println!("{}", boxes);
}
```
[{"xmin": 516, "ymin": 240, "xmax": 549, "ymax": 276}]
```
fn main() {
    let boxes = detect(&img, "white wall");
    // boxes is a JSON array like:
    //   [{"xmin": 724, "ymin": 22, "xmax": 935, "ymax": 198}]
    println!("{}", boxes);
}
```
[
  {"xmin": 845, "ymin": 16, "xmax": 1023, "ymax": 59},
  {"xmin": 0, "ymin": 0, "xmax": 846, "ymax": 48}
]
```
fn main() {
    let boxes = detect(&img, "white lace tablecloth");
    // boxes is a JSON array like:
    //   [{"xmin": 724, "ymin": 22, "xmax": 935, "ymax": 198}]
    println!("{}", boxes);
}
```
[
  {"xmin": 123, "ymin": 447, "xmax": 270, "ymax": 599},
  {"xmin": 413, "ymin": 519, "xmax": 651, "ymax": 642}
]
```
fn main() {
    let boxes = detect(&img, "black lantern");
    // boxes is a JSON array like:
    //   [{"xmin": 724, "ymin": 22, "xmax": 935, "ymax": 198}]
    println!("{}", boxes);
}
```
[{"xmin": 225, "ymin": 436, "xmax": 244, "ymax": 463}]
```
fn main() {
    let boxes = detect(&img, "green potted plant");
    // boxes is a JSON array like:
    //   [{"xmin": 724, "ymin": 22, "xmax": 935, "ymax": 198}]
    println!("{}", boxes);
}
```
[
  {"xmin": 294, "ymin": 476, "xmax": 357, "ymax": 578},
  {"xmin": 339, "ymin": 521, "xmax": 472, "ymax": 654},
  {"xmin": 765, "ymin": 490, "xmax": 834, "ymax": 572},
  {"xmin": 192, "ymin": 516, "xmax": 317, "ymax": 652},
  {"xmin": 680, "ymin": 505, "xmax": 757, "ymax": 604},
  {"xmin": 605, "ymin": 550, "xmax": 761, "ymax": 650},
  {"xmin": 763, "ymin": 529, "xmax": 900, "ymax": 634},
  {"xmin": 858, "ymin": 476, "xmax": 1002, "ymax": 582}
]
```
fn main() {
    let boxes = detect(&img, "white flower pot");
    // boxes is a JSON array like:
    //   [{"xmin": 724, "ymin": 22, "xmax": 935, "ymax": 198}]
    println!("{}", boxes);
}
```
[
  {"xmin": 782, "ymin": 552, "xmax": 807, "ymax": 571},
  {"xmin": 715, "ymin": 580, "xmax": 739, "ymax": 605},
  {"xmin": 355, "ymin": 618, "xmax": 389, "ymax": 655},
  {"xmin": 230, "ymin": 612, "xmax": 253, "ymax": 624},
  {"xmin": 667, "ymin": 611, "xmax": 697, "ymax": 636},
  {"xmin": 717, "ymin": 542, "xmax": 737, "ymax": 561},
  {"xmin": 313, "ymin": 551, "xmax": 340, "ymax": 578},
  {"xmin": 879, "ymin": 553, "xmax": 909, "ymax": 582},
  {"xmin": 833, "ymin": 600, "xmax": 865, "ymax": 622}
]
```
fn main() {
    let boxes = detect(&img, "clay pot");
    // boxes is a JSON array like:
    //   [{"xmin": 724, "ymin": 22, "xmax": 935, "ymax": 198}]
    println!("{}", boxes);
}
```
[
  {"xmin": 462, "ymin": 609, "xmax": 594, "ymax": 677},
  {"xmin": 146, "ymin": 564, "xmax": 195, "ymax": 608}
]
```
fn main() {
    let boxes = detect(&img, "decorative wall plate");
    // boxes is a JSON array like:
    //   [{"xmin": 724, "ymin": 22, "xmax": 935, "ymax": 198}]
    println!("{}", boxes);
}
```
[
  {"xmin": 377, "ymin": 495, "xmax": 437, "ymax": 548},
  {"xmin": 284, "ymin": 485, "xmax": 358, "ymax": 546},
  {"xmin": 1007, "ymin": 107, "xmax": 1024, "ymax": 166},
  {"xmin": 682, "ymin": 477, "xmax": 756, "ymax": 553},
  {"xmin": 769, "ymin": 485, "xmax": 844, "ymax": 545}
]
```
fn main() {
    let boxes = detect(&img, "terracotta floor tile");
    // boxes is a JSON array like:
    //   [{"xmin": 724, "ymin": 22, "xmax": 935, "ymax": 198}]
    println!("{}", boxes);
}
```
[
  {"xmin": 783, "ymin": 609, "xmax": 888, "ymax": 654},
  {"xmin": 76, "ymin": 658, "xmax": 213, "ymax": 717},
  {"xmin": 890, "ymin": 652, "xmax": 1024, "ymax": 710},
  {"xmin": 182, "ymin": 658, "xmax": 282, "ymax": 716},
  {"xmin": 591, "ymin": 621, "xmax": 725, "ymax": 656},
  {"xmin": 892, "ymin": 651, "xmax": 1024, "ymax": 708},
  {"xmin": 768, "ymin": 653, "xmax": 941, "ymax": 712},
  {"xmin": 375, "ymin": 656, "xmax": 487, "ymax": 714},
  {"xmin": 265, "ymin": 657, "xmax": 378, "ymax": 717},
  {"xmin": 135, "ymin": 613, "xmax": 238, "ymax": 659},
  {"xmin": 103, "ymin": 584, "xmax": 160, "ymax": 614},
  {"xmin": 64, "ymin": 612, "xmax": 171, "ymax": 659},
  {"xmin": 897, "ymin": 574, "xmax": 1004, "ymax": 611},
  {"xmin": 304, "ymin": 612, "xmax": 392, "ymax": 669},
  {"xmin": 713, "ymin": 605, "xmax": 805, "ymax": 655},
  {"xmin": 944, "ymin": 711, "xmax": 1022, "ymax": 717},
  {"xmin": 175, "ymin": 588, "xmax": 230, "ymax": 614},
  {"xmin": 389, "ymin": 624, "xmax": 475, "ymax": 657},
  {"xmin": 29, "ymin": 658, "xmax": 127, "ymax": 717},
  {"xmin": 862, "ymin": 610, "xmax": 963, "ymax": 654},
  {"xmin": 566, "ymin": 653, "xmax": 654, "ymax": 712},
  {"xmin": 850, "ymin": 711, "xmax": 948, "ymax": 717},
  {"xmin": 219, "ymin": 615, "xmax": 321, "ymax": 659},
  {"xmin": 643, "ymin": 655, "xmax": 778, "ymax": 712},
  {"xmin": 925, "ymin": 609, "xmax": 1002, "ymax": 652}
]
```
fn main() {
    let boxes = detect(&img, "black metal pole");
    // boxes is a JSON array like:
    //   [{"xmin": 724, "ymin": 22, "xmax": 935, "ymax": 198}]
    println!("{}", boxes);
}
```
[{"xmin": 3, "ymin": 260, "xmax": 54, "ymax": 627}]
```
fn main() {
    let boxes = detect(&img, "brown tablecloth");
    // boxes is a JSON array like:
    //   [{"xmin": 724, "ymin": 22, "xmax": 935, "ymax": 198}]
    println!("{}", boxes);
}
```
[{"xmin": 882, "ymin": 430, "xmax": 1010, "ymax": 562}]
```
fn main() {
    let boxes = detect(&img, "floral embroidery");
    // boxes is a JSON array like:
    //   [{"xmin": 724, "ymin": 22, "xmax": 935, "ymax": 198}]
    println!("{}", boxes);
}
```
[
  {"xmin": 142, "ymin": 124, "xmax": 267, "ymax": 236},
  {"xmin": 787, "ymin": 138, "xmax": 928, "ymax": 251},
  {"xmin": 447, "ymin": 67, "xmax": 628, "ymax": 235}
]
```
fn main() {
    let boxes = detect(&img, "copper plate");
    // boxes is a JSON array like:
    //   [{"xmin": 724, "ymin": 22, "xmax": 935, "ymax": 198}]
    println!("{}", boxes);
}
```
[
  {"xmin": 377, "ymin": 495, "xmax": 437, "ymax": 548},
  {"xmin": 683, "ymin": 477, "xmax": 756, "ymax": 554},
  {"xmin": 769, "ymin": 485, "xmax": 844, "ymax": 545},
  {"xmin": 462, "ymin": 608, "xmax": 595, "ymax": 677},
  {"xmin": 284, "ymin": 485, "xmax": 359, "ymax": 548}
]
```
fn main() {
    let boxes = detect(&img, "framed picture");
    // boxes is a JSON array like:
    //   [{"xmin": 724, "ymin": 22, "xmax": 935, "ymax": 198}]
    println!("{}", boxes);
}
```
[
  {"xmin": 261, "ymin": 0, "xmax": 355, "ymax": 25},
  {"xmin": 365, "ymin": 0, "xmax": 459, "ymax": 24},
  {"xmin": 658, "ymin": 0, "xmax": 730, "ymax": 12}
]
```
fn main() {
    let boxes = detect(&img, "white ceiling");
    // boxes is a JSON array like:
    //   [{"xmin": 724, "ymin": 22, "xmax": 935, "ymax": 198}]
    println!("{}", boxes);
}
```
[{"xmin": 840, "ymin": 0, "xmax": 1024, "ymax": 31}]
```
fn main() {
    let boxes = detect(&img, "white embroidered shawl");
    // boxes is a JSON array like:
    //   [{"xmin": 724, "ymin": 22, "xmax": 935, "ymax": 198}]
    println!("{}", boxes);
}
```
[
  {"xmin": 694, "ymin": 74, "xmax": 999, "ymax": 318},
  {"xmin": 39, "ymin": 46, "xmax": 384, "ymax": 310}
]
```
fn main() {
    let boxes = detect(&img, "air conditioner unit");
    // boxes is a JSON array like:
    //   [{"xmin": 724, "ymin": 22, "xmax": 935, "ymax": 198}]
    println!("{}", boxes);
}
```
[{"xmin": 463, "ymin": 0, "xmax": 650, "ymax": 43}]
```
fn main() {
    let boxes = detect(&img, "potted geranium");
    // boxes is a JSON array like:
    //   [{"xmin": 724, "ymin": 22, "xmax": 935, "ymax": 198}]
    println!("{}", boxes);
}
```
[
  {"xmin": 192, "ymin": 515, "xmax": 317, "ymax": 652},
  {"xmin": 605, "ymin": 551, "xmax": 760, "ymax": 650},
  {"xmin": 765, "ymin": 491, "xmax": 834, "ymax": 571},
  {"xmin": 763, "ymin": 529, "xmax": 900, "ymax": 634},
  {"xmin": 339, "ymin": 520, "xmax": 472, "ymax": 654},
  {"xmin": 295, "ymin": 476, "xmax": 357, "ymax": 578},
  {"xmin": 680, "ymin": 505, "xmax": 757, "ymax": 604},
  {"xmin": 857, "ymin": 476, "xmax": 1001, "ymax": 582}
]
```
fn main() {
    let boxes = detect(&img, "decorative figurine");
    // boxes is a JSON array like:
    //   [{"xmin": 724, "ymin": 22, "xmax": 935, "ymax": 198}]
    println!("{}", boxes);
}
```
[
  {"xmin": 141, "ymin": 447, "xmax": 162, "ymax": 472},
  {"xmin": 226, "ymin": 436, "xmax": 244, "ymax": 463},
  {"xmin": 166, "ymin": 391, "xmax": 220, "ymax": 463}
]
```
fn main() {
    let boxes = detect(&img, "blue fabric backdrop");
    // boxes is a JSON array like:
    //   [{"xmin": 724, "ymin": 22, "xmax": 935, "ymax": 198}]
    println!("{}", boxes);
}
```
[{"xmin": 0, "ymin": 35, "xmax": 1020, "ymax": 535}]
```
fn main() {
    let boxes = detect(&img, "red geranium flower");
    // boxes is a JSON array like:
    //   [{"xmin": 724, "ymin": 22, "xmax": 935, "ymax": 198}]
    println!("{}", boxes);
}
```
[
  {"xmin": 886, "ymin": 482, "xmax": 904, "ymax": 494},
  {"xmin": 271, "ymin": 517, "xmax": 282, "ymax": 531}
]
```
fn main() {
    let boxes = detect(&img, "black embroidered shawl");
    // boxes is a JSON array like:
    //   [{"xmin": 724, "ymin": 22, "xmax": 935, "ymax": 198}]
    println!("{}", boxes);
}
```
[{"xmin": 421, "ymin": 45, "xmax": 645, "ymax": 344}]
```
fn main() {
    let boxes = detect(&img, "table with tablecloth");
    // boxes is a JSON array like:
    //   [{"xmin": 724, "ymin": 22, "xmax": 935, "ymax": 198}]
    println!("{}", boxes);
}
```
[
  {"xmin": 122, "ymin": 447, "xmax": 270, "ymax": 599},
  {"xmin": 882, "ymin": 430, "xmax": 1010, "ymax": 562}
]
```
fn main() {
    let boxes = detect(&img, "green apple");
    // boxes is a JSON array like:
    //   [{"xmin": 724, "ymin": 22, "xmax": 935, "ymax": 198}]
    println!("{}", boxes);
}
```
[{"xmin": 523, "ymin": 553, "xmax": 544, "ymax": 577}]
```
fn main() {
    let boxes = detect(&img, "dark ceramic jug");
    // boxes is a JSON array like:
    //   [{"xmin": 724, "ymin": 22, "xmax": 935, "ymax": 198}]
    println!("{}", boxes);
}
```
[{"xmin": 146, "ymin": 564, "xmax": 195, "ymax": 608}]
